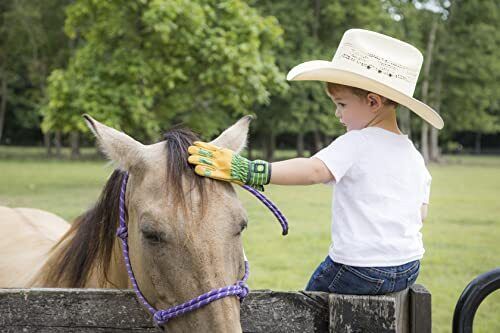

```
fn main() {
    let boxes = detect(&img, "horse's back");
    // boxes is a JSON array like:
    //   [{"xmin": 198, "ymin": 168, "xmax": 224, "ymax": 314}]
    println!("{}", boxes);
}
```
[{"xmin": 0, "ymin": 206, "xmax": 69, "ymax": 287}]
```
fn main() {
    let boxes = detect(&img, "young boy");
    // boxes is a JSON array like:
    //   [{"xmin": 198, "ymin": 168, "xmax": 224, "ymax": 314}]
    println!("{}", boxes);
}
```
[{"xmin": 187, "ymin": 29, "xmax": 444, "ymax": 295}]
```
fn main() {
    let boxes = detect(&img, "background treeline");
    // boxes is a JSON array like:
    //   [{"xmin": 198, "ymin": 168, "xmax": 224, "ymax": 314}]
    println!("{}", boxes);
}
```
[{"xmin": 0, "ymin": 0, "xmax": 499, "ymax": 161}]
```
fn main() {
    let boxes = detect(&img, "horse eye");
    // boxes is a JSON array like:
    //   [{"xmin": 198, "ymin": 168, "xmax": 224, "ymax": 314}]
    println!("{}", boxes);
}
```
[
  {"xmin": 141, "ymin": 229, "xmax": 166, "ymax": 245},
  {"xmin": 237, "ymin": 220, "xmax": 248, "ymax": 235}
]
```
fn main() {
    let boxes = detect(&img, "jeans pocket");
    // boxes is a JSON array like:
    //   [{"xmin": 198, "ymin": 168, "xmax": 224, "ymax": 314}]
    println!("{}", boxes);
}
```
[{"xmin": 329, "ymin": 265, "xmax": 384, "ymax": 295}]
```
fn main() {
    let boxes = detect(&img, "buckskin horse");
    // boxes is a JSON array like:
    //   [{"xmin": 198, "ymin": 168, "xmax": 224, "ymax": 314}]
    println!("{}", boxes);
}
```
[{"xmin": 0, "ymin": 115, "xmax": 256, "ymax": 332}]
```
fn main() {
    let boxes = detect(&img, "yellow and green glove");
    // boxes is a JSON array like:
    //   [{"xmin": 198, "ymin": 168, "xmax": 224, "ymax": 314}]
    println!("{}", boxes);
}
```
[{"xmin": 187, "ymin": 141, "xmax": 271, "ymax": 191}]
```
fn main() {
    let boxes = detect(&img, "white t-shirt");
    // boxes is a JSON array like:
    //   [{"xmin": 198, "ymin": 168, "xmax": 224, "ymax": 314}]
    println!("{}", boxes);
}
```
[{"xmin": 313, "ymin": 127, "xmax": 431, "ymax": 267}]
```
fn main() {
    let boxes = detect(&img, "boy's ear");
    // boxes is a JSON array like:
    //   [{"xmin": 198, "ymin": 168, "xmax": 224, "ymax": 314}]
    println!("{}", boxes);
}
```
[{"xmin": 367, "ymin": 93, "xmax": 383, "ymax": 111}]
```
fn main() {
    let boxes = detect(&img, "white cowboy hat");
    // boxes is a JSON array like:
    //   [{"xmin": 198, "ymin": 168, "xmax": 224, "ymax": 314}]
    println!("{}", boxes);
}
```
[{"xmin": 286, "ymin": 29, "xmax": 444, "ymax": 129}]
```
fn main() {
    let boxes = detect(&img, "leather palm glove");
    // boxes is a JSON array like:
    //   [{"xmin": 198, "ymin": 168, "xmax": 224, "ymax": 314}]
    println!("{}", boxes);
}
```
[{"xmin": 187, "ymin": 141, "xmax": 271, "ymax": 191}]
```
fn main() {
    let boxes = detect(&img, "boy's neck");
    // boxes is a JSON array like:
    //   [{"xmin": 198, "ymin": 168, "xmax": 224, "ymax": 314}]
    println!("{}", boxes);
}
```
[{"xmin": 366, "ymin": 108, "xmax": 402, "ymax": 135}]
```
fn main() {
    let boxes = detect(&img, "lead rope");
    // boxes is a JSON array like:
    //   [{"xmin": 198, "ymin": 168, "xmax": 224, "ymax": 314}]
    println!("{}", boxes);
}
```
[{"xmin": 117, "ymin": 173, "xmax": 288, "ymax": 326}]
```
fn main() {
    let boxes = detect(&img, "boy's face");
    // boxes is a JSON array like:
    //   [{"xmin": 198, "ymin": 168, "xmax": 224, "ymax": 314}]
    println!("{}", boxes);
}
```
[{"xmin": 327, "ymin": 88, "xmax": 376, "ymax": 131}]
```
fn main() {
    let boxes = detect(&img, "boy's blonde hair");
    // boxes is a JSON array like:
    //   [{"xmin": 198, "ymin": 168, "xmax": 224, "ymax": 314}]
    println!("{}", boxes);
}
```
[{"xmin": 326, "ymin": 82, "xmax": 398, "ymax": 108}]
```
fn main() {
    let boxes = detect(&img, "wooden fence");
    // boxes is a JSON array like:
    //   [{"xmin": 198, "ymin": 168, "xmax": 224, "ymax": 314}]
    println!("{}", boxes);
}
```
[{"xmin": 0, "ymin": 284, "xmax": 430, "ymax": 332}]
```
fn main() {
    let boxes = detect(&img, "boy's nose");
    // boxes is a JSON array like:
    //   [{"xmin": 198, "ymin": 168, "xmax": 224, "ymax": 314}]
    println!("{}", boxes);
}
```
[{"xmin": 335, "ymin": 108, "xmax": 341, "ymax": 118}]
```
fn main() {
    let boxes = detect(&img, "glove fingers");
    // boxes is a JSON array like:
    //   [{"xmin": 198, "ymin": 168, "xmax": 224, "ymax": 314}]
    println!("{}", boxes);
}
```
[
  {"xmin": 188, "ymin": 155, "xmax": 215, "ymax": 167},
  {"xmin": 193, "ymin": 141, "xmax": 219, "ymax": 152},
  {"xmin": 188, "ymin": 145, "xmax": 214, "ymax": 158},
  {"xmin": 194, "ymin": 165, "xmax": 216, "ymax": 177},
  {"xmin": 194, "ymin": 165, "xmax": 242, "ymax": 185},
  {"xmin": 208, "ymin": 169, "xmax": 244, "ymax": 185},
  {"xmin": 194, "ymin": 165, "xmax": 232, "ymax": 182}
]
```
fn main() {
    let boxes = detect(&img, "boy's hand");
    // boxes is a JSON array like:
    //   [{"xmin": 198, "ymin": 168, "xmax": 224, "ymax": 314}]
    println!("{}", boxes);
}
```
[{"xmin": 187, "ymin": 141, "xmax": 271, "ymax": 190}]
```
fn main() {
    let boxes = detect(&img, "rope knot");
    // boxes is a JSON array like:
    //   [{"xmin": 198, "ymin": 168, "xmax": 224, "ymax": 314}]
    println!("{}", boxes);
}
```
[
  {"xmin": 237, "ymin": 281, "xmax": 249, "ymax": 300},
  {"xmin": 116, "ymin": 226, "xmax": 128, "ymax": 239},
  {"xmin": 153, "ymin": 311, "xmax": 169, "ymax": 326}
]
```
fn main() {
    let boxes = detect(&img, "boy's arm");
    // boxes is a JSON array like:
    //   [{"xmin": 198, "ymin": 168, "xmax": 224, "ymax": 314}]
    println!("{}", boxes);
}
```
[
  {"xmin": 270, "ymin": 157, "xmax": 334, "ymax": 185},
  {"xmin": 187, "ymin": 141, "xmax": 334, "ymax": 187}
]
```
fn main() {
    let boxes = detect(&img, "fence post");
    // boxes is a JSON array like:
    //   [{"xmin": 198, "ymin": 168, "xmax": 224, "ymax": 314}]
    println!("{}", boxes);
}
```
[
  {"xmin": 410, "ymin": 284, "xmax": 431, "ymax": 333},
  {"xmin": 329, "ymin": 285, "xmax": 431, "ymax": 333}
]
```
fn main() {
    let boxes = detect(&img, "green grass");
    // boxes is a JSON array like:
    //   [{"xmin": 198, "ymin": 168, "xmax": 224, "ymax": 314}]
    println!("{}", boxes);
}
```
[{"xmin": 1, "ymin": 147, "xmax": 499, "ymax": 332}]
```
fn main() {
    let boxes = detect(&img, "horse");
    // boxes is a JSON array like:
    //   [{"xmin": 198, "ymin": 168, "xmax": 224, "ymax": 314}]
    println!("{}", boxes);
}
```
[{"xmin": 0, "ymin": 115, "xmax": 253, "ymax": 332}]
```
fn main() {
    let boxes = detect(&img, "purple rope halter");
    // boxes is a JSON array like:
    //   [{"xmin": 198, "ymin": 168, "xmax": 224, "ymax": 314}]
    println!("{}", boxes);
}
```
[
  {"xmin": 242, "ymin": 185, "xmax": 288, "ymax": 236},
  {"xmin": 117, "ymin": 173, "xmax": 288, "ymax": 326}
]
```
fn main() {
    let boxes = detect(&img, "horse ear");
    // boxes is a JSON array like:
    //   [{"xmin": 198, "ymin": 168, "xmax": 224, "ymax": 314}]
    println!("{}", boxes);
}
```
[
  {"xmin": 83, "ymin": 114, "xmax": 145, "ymax": 171},
  {"xmin": 210, "ymin": 115, "xmax": 253, "ymax": 153}
]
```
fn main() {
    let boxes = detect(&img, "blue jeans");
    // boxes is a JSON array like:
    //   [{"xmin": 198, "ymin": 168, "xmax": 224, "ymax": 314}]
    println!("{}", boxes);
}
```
[{"xmin": 305, "ymin": 255, "xmax": 420, "ymax": 295}]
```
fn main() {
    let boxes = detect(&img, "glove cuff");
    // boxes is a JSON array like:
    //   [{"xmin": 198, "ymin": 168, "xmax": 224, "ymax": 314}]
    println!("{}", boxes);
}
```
[
  {"xmin": 231, "ymin": 154, "xmax": 271, "ymax": 189},
  {"xmin": 247, "ymin": 160, "xmax": 271, "ymax": 186}
]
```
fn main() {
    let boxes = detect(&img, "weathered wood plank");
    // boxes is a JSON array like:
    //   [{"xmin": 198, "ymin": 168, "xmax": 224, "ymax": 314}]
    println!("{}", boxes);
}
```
[
  {"xmin": 410, "ymin": 284, "xmax": 431, "ymax": 333},
  {"xmin": 1, "ymin": 328, "xmax": 155, "ymax": 333},
  {"xmin": 0, "ymin": 287, "xmax": 429, "ymax": 333},
  {"xmin": 241, "ymin": 290, "xmax": 329, "ymax": 333},
  {"xmin": 0, "ymin": 288, "xmax": 156, "ymax": 332},
  {"xmin": 0, "ymin": 289, "xmax": 329, "ymax": 332},
  {"xmin": 329, "ymin": 287, "xmax": 415, "ymax": 333},
  {"xmin": 394, "ymin": 288, "xmax": 410, "ymax": 333},
  {"xmin": 329, "ymin": 293, "xmax": 397, "ymax": 333}
]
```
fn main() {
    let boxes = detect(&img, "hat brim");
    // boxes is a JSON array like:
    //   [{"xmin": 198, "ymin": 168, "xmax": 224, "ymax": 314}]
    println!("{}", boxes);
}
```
[{"xmin": 287, "ymin": 60, "xmax": 444, "ymax": 129}]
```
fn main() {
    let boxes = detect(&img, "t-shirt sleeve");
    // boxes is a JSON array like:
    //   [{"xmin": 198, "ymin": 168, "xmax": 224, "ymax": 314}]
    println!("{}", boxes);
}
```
[
  {"xmin": 312, "ymin": 131, "xmax": 365, "ymax": 183},
  {"xmin": 422, "ymin": 168, "xmax": 432, "ymax": 204}
]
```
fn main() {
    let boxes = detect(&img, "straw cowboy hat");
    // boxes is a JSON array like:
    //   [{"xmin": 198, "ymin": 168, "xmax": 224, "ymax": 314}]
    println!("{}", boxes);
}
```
[{"xmin": 287, "ymin": 29, "xmax": 444, "ymax": 129}]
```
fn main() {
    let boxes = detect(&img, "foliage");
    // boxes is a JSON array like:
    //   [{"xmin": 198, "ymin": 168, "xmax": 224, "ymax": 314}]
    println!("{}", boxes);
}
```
[
  {"xmin": 0, "ymin": 0, "xmax": 70, "ymax": 139},
  {"xmin": 440, "ymin": 0, "xmax": 500, "ymax": 134},
  {"xmin": 250, "ymin": 0, "xmax": 397, "ymax": 142},
  {"xmin": 41, "ymin": 0, "xmax": 285, "ymax": 141},
  {"xmin": 1, "ymin": 0, "xmax": 499, "ymax": 153}
]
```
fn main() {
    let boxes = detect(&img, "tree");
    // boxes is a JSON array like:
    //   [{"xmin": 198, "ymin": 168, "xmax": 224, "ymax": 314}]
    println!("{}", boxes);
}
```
[
  {"xmin": 42, "ymin": 0, "xmax": 285, "ymax": 145},
  {"xmin": 440, "ymin": 0, "xmax": 500, "ymax": 153},
  {"xmin": 251, "ymin": 0, "xmax": 397, "ymax": 159},
  {"xmin": 0, "ymin": 0, "xmax": 70, "ymax": 153}
]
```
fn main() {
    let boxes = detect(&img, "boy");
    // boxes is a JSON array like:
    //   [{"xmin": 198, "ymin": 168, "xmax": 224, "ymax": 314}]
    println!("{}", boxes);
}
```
[{"xmin": 187, "ymin": 29, "xmax": 444, "ymax": 295}]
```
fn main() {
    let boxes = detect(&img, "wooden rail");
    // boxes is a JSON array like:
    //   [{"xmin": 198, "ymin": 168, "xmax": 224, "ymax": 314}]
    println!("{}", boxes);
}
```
[{"xmin": 0, "ymin": 285, "xmax": 430, "ymax": 332}]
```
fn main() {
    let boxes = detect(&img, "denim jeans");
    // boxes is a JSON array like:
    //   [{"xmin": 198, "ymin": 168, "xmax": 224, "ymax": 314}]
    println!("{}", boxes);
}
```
[{"xmin": 305, "ymin": 255, "xmax": 420, "ymax": 295}]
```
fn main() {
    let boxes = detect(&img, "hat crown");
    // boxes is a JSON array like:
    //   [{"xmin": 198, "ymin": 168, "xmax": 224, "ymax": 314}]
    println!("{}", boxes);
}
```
[{"xmin": 332, "ymin": 29, "xmax": 423, "ymax": 96}]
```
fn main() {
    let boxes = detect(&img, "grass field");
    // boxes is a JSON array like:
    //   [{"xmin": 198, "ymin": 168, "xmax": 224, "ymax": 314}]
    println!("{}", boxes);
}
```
[{"xmin": 1, "ymin": 146, "xmax": 499, "ymax": 332}]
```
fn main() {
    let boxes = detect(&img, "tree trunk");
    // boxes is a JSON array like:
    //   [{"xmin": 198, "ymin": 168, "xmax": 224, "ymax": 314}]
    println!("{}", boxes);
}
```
[
  {"xmin": 297, "ymin": 132, "xmax": 305, "ymax": 157},
  {"xmin": 430, "ymin": 126, "xmax": 440, "ymax": 161},
  {"xmin": 420, "ymin": 15, "xmax": 438, "ymax": 163},
  {"xmin": 70, "ymin": 131, "xmax": 80, "ymax": 159},
  {"xmin": 474, "ymin": 132, "xmax": 482, "ymax": 154},
  {"xmin": 421, "ymin": 123, "xmax": 429, "ymax": 162},
  {"xmin": 0, "ymin": 73, "xmax": 7, "ymax": 143},
  {"xmin": 55, "ymin": 130, "xmax": 62, "ymax": 158},
  {"xmin": 44, "ymin": 132, "xmax": 52, "ymax": 156},
  {"xmin": 313, "ymin": 128, "xmax": 322, "ymax": 153},
  {"xmin": 264, "ymin": 128, "xmax": 275, "ymax": 161},
  {"xmin": 313, "ymin": 0, "xmax": 320, "ymax": 40},
  {"xmin": 399, "ymin": 107, "xmax": 411, "ymax": 139},
  {"xmin": 430, "ymin": 70, "xmax": 443, "ymax": 162}
]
